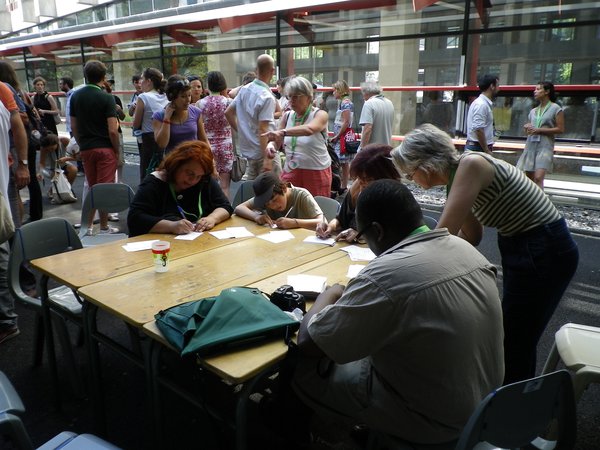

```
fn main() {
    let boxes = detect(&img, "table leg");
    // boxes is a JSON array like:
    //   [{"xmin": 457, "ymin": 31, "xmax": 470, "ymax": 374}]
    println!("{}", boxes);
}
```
[
  {"xmin": 144, "ymin": 338, "xmax": 164, "ymax": 450},
  {"xmin": 40, "ymin": 275, "xmax": 61, "ymax": 410},
  {"xmin": 83, "ymin": 301, "xmax": 106, "ymax": 436}
]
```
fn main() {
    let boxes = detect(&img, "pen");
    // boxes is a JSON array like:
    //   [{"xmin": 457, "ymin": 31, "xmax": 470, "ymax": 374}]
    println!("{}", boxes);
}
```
[
  {"xmin": 283, "ymin": 206, "xmax": 293, "ymax": 218},
  {"xmin": 177, "ymin": 206, "xmax": 186, "ymax": 220}
]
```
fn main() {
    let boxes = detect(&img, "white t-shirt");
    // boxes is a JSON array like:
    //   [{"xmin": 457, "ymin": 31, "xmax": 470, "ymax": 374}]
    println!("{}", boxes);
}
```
[
  {"xmin": 138, "ymin": 91, "xmax": 168, "ymax": 133},
  {"xmin": 0, "ymin": 103, "xmax": 11, "ymax": 219},
  {"xmin": 230, "ymin": 80, "xmax": 276, "ymax": 160}
]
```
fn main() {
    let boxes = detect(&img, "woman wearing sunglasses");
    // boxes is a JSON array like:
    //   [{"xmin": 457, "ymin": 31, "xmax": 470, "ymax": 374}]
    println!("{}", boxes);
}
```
[
  {"xmin": 153, "ymin": 75, "xmax": 209, "ymax": 155},
  {"xmin": 127, "ymin": 140, "xmax": 232, "ymax": 237},
  {"xmin": 391, "ymin": 123, "xmax": 578, "ymax": 385}
]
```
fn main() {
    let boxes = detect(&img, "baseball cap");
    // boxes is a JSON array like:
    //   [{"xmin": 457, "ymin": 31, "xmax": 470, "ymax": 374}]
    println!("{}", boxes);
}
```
[{"xmin": 252, "ymin": 172, "xmax": 280, "ymax": 209}]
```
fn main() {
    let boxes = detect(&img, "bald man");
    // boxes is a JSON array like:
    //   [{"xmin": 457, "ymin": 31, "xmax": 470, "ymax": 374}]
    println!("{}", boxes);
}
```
[{"xmin": 225, "ymin": 54, "xmax": 282, "ymax": 180}]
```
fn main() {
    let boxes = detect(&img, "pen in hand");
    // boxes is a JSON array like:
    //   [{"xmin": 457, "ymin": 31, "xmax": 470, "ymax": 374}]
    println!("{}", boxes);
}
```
[{"xmin": 283, "ymin": 206, "xmax": 293, "ymax": 218}]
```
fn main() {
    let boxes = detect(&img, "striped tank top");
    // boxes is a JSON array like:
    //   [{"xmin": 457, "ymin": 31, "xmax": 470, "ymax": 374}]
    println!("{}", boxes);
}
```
[{"xmin": 461, "ymin": 152, "xmax": 561, "ymax": 236}]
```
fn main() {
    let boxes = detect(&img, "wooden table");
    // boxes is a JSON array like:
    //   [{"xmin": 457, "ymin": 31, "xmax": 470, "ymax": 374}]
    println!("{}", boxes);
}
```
[{"xmin": 141, "ymin": 251, "xmax": 359, "ymax": 450}]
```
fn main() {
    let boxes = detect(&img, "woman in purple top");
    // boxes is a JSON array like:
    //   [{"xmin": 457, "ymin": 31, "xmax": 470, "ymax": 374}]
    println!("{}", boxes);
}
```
[{"xmin": 153, "ymin": 75, "xmax": 209, "ymax": 154}]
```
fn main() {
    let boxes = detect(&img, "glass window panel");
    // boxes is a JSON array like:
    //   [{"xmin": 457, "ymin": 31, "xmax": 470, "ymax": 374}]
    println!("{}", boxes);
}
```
[
  {"xmin": 130, "ymin": 0, "xmax": 153, "ymax": 16},
  {"xmin": 469, "ymin": 24, "xmax": 600, "ymax": 85},
  {"xmin": 562, "ymin": 96, "xmax": 597, "ymax": 140}
]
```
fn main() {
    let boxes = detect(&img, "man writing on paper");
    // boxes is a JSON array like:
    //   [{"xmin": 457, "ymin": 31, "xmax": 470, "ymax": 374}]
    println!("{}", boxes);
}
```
[{"xmin": 294, "ymin": 179, "xmax": 504, "ymax": 447}]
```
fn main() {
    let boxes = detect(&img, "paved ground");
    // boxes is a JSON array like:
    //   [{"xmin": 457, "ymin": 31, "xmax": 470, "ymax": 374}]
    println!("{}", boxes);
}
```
[{"xmin": 1, "ymin": 153, "xmax": 599, "ymax": 449}]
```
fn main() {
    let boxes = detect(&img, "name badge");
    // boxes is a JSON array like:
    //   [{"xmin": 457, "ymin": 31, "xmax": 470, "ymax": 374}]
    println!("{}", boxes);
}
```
[{"xmin": 530, "ymin": 135, "xmax": 541, "ymax": 143}]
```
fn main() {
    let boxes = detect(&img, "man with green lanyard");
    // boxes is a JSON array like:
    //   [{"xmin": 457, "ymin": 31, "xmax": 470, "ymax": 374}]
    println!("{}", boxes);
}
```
[
  {"xmin": 225, "ymin": 54, "xmax": 282, "ymax": 180},
  {"xmin": 70, "ymin": 60, "xmax": 120, "ymax": 236},
  {"xmin": 293, "ymin": 179, "xmax": 504, "ymax": 447}
]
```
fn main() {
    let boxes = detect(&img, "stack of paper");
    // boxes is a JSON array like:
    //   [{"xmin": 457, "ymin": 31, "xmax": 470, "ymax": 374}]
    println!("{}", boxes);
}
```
[
  {"xmin": 287, "ymin": 274, "xmax": 327, "ymax": 298},
  {"xmin": 175, "ymin": 231, "xmax": 203, "ymax": 240},
  {"xmin": 340, "ymin": 245, "xmax": 376, "ymax": 262},
  {"xmin": 303, "ymin": 235, "xmax": 335, "ymax": 246}
]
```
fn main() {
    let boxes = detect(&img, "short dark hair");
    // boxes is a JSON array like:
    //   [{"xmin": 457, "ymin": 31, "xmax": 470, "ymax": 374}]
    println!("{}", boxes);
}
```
[
  {"xmin": 207, "ymin": 71, "xmax": 227, "ymax": 93},
  {"xmin": 59, "ymin": 77, "xmax": 74, "ymax": 89},
  {"xmin": 478, "ymin": 74, "xmax": 499, "ymax": 92},
  {"xmin": 40, "ymin": 133, "xmax": 59, "ymax": 148},
  {"xmin": 165, "ymin": 75, "xmax": 190, "ymax": 102},
  {"xmin": 84, "ymin": 60, "xmax": 107, "ymax": 84},
  {"xmin": 356, "ymin": 179, "xmax": 423, "ymax": 240},
  {"xmin": 132, "ymin": 74, "xmax": 141, "ymax": 83}
]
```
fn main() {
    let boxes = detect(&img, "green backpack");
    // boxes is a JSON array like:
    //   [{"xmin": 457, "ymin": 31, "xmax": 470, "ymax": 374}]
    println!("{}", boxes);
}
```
[{"xmin": 155, "ymin": 287, "xmax": 299, "ymax": 357}]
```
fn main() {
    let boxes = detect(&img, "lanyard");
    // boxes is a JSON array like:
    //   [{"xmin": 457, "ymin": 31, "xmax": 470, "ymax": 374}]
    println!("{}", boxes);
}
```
[
  {"xmin": 535, "ymin": 102, "xmax": 551, "ymax": 128},
  {"xmin": 169, "ymin": 183, "xmax": 202, "ymax": 220},
  {"xmin": 409, "ymin": 224, "xmax": 430, "ymax": 236},
  {"xmin": 289, "ymin": 107, "xmax": 312, "ymax": 160}
]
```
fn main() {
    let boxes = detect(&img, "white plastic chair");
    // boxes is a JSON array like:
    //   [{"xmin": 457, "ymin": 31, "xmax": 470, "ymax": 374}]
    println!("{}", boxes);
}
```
[
  {"xmin": 314, "ymin": 196, "xmax": 340, "ymax": 222},
  {"xmin": 0, "ymin": 371, "xmax": 121, "ymax": 450},
  {"xmin": 542, "ymin": 322, "xmax": 600, "ymax": 401}
]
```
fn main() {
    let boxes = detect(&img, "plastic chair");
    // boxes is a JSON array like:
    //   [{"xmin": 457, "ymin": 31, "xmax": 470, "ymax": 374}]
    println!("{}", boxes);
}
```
[
  {"xmin": 455, "ymin": 370, "xmax": 576, "ymax": 450},
  {"xmin": 8, "ymin": 218, "xmax": 85, "ymax": 397},
  {"xmin": 0, "ymin": 371, "xmax": 121, "ymax": 450},
  {"xmin": 231, "ymin": 180, "xmax": 255, "ymax": 209},
  {"xmin": 423, "ymin": 215, "xmax": 438, "ymax": 229},
  {"xmin": 542, "ymin": 322, "xmax": 600, "ymax": 402},
  {"xmin": 79, "ymin": 183, "xmax": 135, "ymax": 246},
  {"xmin": 314, "ymin": 196, "xmax": 340, "ymax": 222}
]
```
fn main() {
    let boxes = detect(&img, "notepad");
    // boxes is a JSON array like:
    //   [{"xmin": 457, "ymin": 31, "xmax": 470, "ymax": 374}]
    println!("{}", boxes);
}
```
[
  {"xmin": 347, "ymin": 264, "xmax": 367, "ymax": 278},
  {"xmin": 287, "ymin": 274, "xmax": 327, "ymax": 298},
  {"xmin": 209, "ymin": 227, "xmax": 255, "ymax": 239}
]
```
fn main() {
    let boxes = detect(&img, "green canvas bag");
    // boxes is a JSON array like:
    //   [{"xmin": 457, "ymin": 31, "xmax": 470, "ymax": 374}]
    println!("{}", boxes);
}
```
[{"xmin": 155, "ymin": 287, "xmax": 300, "ymax": 357}]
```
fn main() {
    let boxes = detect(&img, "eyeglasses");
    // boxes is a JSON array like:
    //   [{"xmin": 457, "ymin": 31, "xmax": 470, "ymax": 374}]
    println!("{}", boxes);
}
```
[
  {"xmin": 354, "ymin": 222, "xmax": 374, "ymax": 243},
  {"xmin": 286, "ymin": 94, "xmax": 305, "ymax": 101}
]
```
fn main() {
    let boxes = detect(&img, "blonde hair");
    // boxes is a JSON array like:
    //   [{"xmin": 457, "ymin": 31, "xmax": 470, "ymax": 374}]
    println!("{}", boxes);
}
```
[{"xmin": 332, "ymin": 80, "xmax": 350, "ymax": 97}]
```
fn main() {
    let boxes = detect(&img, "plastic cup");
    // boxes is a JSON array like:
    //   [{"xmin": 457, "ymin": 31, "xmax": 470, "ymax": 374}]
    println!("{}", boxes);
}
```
[{"xmin": 151, "ymin": 241, "xmax": 170, "ymax": 273}]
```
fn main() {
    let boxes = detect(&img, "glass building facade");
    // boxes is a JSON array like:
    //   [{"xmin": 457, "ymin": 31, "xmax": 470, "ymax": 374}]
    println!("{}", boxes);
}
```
[{"xmin": 1, "ymin": 0, "xmax": 599, "ymax": 141}]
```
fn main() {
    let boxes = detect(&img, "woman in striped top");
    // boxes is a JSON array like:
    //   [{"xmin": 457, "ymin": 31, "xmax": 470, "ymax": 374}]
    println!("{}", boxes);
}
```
[{"xmin": 391, "ymin": 123, "xmax": 579, "ymax": 385}]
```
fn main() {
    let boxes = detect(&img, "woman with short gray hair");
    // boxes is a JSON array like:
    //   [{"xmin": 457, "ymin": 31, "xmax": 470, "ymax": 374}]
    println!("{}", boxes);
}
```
[
  {"xmin": 391, "ymin": 123, "xmax": 579, "ymax": 385},
  {"xmin": 262, "ymin": 76, "xmax": 332, "ymax": 197}
]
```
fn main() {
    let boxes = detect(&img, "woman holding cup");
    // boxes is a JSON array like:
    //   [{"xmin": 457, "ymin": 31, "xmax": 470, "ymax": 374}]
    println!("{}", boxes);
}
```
[{"xmin": 127, "ymin": 140, "xmax": 233, "ymax": 237}]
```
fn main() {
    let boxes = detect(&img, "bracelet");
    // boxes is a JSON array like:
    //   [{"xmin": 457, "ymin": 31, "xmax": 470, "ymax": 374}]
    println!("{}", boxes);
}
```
[
  {"xmin": 282, "ymin": 129, "xmax": 287, "ymax": 137},
  {"xmin": 162, "ymin": 119, "xmax": 171, "ymax": 124}
]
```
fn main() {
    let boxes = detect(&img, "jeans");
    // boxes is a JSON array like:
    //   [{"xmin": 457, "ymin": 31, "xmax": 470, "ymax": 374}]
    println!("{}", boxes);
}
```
[
  {"xmin": 498, "ymin": 218, "xmax": 579, "ymax": 384},
  {"xmin": 0, "ymin": 241, "xmax": 16, "ymax": 330}
]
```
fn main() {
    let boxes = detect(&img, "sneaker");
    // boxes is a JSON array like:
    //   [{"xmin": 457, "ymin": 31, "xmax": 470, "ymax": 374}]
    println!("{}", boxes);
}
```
[
  {"xmin": 99, "ymin": 226, "xmax": 120, "ymax": 234},
  {"xmin": 108, "ymin": 213, "xmax": 119, "ymax": 222},
  {"xmin": 85, "ymin": 227, "xmax": 94, "ymax": 236},
  {"xmin": 0, "ymin": 327, "xmax": 20, "ymax": 345}
]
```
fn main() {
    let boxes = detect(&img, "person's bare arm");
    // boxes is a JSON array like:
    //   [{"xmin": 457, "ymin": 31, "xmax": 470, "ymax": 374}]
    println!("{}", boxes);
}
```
[
  {"xmin": 197, "ymin": 116, "xmax": 209, "ymax": 145},
  {"xmin": 10, "ymin": 110, "xmax": 30, "ymax": 188},
  {"xmin": 107, "ymin": 117, "xmax": 120, "ymax": 154},
  {"xmin": 436, "ymin": 154, "xmax": 494, "ymax": 246},
  {"xmin": 360, "ymin": 123, "xmax": 373, "ymax": 146},
  {"xmin": 225, "ymin": 104, "xmax": 238, "ymax": 132},
  {"xmin": 132, "ymin": 98, "xmax": 145, "ymax": 130}
]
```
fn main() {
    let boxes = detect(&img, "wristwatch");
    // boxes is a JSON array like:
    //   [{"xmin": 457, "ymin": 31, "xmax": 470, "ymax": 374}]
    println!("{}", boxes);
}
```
[{"xmin": 19, "ymin": 159, "xmax": 28, "ymax": 165}]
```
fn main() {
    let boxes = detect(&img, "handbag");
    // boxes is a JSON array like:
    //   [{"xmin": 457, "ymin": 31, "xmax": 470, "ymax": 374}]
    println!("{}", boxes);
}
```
[
  {"xmin": 0, "ymin": 190, "xmax": 15, "ymax": 243},
  {"xmin": 341, "ymin": 128, "xmax": 360, "ymax": 154},
  {"xmin": 155, "ymin": 287, "xmax": 299, "ymax": 357},
  {"xmin": 230, "ymin": 153, "xmax": 248, "ymax": 183},
  {"xmin": 50, "ymin": 163, "xmax": 77, "ymax": 204}
]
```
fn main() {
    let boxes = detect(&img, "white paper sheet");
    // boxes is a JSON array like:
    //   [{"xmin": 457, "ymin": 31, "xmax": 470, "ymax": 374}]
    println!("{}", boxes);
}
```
[
  {"xmin": 226, "ymin": 227, "xmax": 255, "ymax": 238},
  {"xmin": 347, "ymin": 264, "xmax": 367, "ymax": 278},
  {"xmin": 287, "ymin": 274, "xmax": 327, "ymax": 295},
  {"xmin": 256, "ymin": 230, "xmax": 295, "ymax": 243},
  {"xmin": 340, "ymin": 245, "xmax": 376, "ymax": 262},
  {"xmin": 209, "ymin": 230, "xmax": 235, "ymax": 239},
  {"xmin": 174, "ymin": 231, "xmax": 203, "ymax": 240},
  {"xmin": 303, "ymin": 235, "xmax": 336, "ymax": 246},
  {"xmin": 122, "ymin": 240, "xmax": 159, "ymax": 252}
]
